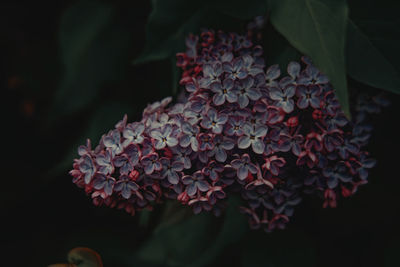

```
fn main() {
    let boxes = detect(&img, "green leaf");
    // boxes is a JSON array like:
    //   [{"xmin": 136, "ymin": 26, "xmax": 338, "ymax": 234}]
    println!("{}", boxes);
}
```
[
  {"xmin": 213, "ymin": 0, "xmax": 268, "ymax": 20},
  {"xmin": 134, "ymin": 198, "xmax": 247, "ymax": 267},
  {"xmin": 133, "ymin": 0, "xmax": 206, "ymax": 64},
  {"xmin": 135, "ymin": 210, "xmax": 213, "ymax": 266},
  {"xmin": 188, "ymin": 197, "xmax": 248, "ymax": 267},
  {"xmin": 133, "ymin": 0, "xmax": 245, "ymax": 65},
  {"xmin": 346, "ymin": 20, "xmax": 400, "ymax": 94},
  {"xmin": 54, "ymin": 0, "xmax": 132, "ymax": 117},
  {"xmin": 269, "ymin": 0, "xmax": 350, "ymax": 116}
]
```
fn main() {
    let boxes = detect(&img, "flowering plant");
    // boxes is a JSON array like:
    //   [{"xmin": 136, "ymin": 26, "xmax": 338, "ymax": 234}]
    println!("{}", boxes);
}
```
[{"xmin": 70, "ymin": 22, "xmax": 388, "ymax": 232}]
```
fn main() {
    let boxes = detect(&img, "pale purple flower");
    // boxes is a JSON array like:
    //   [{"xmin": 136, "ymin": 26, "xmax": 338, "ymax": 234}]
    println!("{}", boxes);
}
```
[
  {"xmin": 207, "ymin": 135, "xmax": 235, "ymax": 162},
  {"xmin": 150, "ymin": 124, "xmax": 178, "ymax": 149},
  {"xmin": 141, "ymin": 153, "xmax": 162, "ymax": 175},
  {"xmin": 78, "ymin": 139, "xmax": 92, "ymax": 156},
  {"xmin": 278, "ymin": 131, "xmax": 304, "ymax": 156},
  {"xmin": 201, "ymin": 108, "xmax": 228, "ymax": 134},
  {"xmin": 103, "ymin": 130, "xmax": 124, "ymax": 156},
  {"xmin": 179, "ymin": 121, "xmax": 200, "ymax": 151},
  {"xmin": 198, "ymin": 133, "xmax": 214, "ymax": 151},
  {"xmin": 79, "ymin": 154, "xmax": 96, "ymax": 184},
  {"xmin": 265, "ymin": 64, "xmax": 280, "ymax": 87},
  {"xmin": 287, "ymin": 61, "xmax": 300, "ymax": 81},
  {"xmin": 93, "ymin": 173, "xmax": 115, "ymax": 196},
  {"xmin": 185, "ymin": 78, "xmax": 203, "ymax": 93},
  {"xmin": 206, "ymin": 186, "xmax": 226, "ymax": 205},
  {"xmin": 160, "ymin": 158, "xmax": 184, "ymax": 184},
  {"xmin": 231, "ymin": 154, "xmax": 258, "ymax": 180},
  {"xmin": 298, "ymin": 65, "xmax": 329, "ymax": 85},
  {"xmin": 223, "ymin": 57, "xmax": 247, "ymax": 79},
  {"xmin": 242, "ymin": 54, "xmax": 264, "ymax": 76},
  {"xmin": 296, "ymin": 85, "xmax": 321, "ymax": 109},
  {"xmin": 182, "ymin": 171, "xmax": 210, "ymax": 196},
  {"xmin": 202, "ymin": 160, "xmax": 224, "ymax": 180},
  {"xmin": 114, "ymin": 154, "xmax": 134, "ymax": 175},
  {"xmin": 210, "ymin": 78, "xmax": 238, "ymax": 105},
  {"xmin": 224, "ymin": 116, "xmax": 244, "ymax": 136},
  {"xmin": 96, "ymin": 151, "xmax": 114, "ymax": 175},
  {"xmin": 263, "ymin": 155, "xmax": 286, "ymax": 176},
  {"xmin": 183, "ymin": 108, "xmax": 202, "ymax": 125},
  {"xmin": 269, "ymin": 85, "xmax": 296, "ymax": 113},
  {"xmin": 123, "ymin": 122, "xmax": 145, "ymax": 146},
  {"xmin": 238, "ymin": 123, "xmax": 268, "ymax": 154},
  {"xmin": 171, "ymin": 146, "xmax": 192, "ymax": 169},
  {"xmin": 237, "ymin": 76, "xmax": 261, "ymax": 108},
  {"xmin": 202, "ymin": 62, "xmax": 223, "ymax": 86},
  {"xmin": 114, "ymin": 175, "xmax": 139, "ymax": 199}
]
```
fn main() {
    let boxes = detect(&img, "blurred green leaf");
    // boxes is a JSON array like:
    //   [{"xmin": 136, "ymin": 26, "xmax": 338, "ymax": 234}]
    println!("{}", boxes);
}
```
[
  {"xmin": 135, "ymin": 210, "xmax": 213, "ymax": 266},
  {"xmin": 133, "ymin": 0, "xmax": 206, "ymax": 64},
  {"xmin": 188, "ymin": 197, "xmax": 248, "ymax": 267},
  {"xmin": 134, "ymin": 0, "xmax": 245, "ymax": 65},
  {"xmin": 346, "ymin": 20, "xmax": 400, "ymax": 94},
  {"xmin": 54, "ymin": 0, "xmax": 132, "ymax": 117},
  {"xmin": 134, "ymin": 198, "xmax": 247, "ymax": 267},
  {"xmin": 213, "ymin": 0, "xmax": 268, "ymax": 19},
  {"xmin": 269, "ymin": 0, "xmax": 350, "ymax": 116},
  {"xmin": 241, "ymin": 229, "xmax": 317, "ymax": 267}
]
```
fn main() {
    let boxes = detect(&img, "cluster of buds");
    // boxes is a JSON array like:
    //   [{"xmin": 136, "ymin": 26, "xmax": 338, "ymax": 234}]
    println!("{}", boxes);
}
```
[{"xmin": 70, "ymin": 26, "xmax": 387, "ymax": 231}]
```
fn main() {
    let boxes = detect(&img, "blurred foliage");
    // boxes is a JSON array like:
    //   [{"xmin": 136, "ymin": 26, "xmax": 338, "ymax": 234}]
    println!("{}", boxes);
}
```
[
  {"xmin": 1, "ymin": 0, "xmax": 400, "ymax": 266},
  {"xmin": 136, "ymin": 0, "xmax": 400, "ymax": 117}
]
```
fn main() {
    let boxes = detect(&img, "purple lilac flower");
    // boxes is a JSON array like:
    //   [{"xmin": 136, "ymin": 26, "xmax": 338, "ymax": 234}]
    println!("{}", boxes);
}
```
[
  {"xmin": 269, "ymin": 85, "xmax": 296, "ymax": 113},
  {"xmin": 171, "ymin": 146, "xmax": 192, "ymax": 169},
  {"xmin": 96, "ymin": 151, "xmax": 113, "ymax": 175},
  {"xmin": 210, "ymin": 78, "xmax": 238, "ymax": 105},
  {"xmin": 207, "ymin": 135, "xmax": 235, "ymax": 162},
  {"xmin": 238, "ymin": 123, "xmax": 267, "ymax": 154},
  {"xmin": 160, "ymin": 158, "xmax": 184, "ymax": 184},
  {"xmin": 141, "ymin": 153, "xmax": 162, "ymax": 175},
  {"xmin": 202, "ymin": 160, "xmax": 224, "ymax": 180},
  {"xmin": 182, "ymin": 171, "xmax": 210, "ymax": 196},
  {"xmin": 114, "ymin": 175, "xmax": 139, "ymax": 199},
  {"xmin": 225, "ymin": 116, "xmax": 245, "ymax": 136},
  {"xmin": 93, "ymin": 173, "xmax": 115, "ymax": 196},
  {"xmin": 231, "ymin": 154, "xmax": 258, "ymax": 180},
  {"xmin": 265, "ymin": 64, "xmax": 280, "ymax": 87},
  {"xmin": 150, "ymin": 124, "xmax": 178, "ymax": 149},
  {"xmin": 323, "ymin": 162, "xmax": 352, "ymax": 189},
  {"xmin": 103, "ymin": 130, "xmax": 124, "ymax": 156},
  {"xmin": 113, "ymin": 154, "xmax": 134, "ymax": 175},
  {"xmin": 202, "ymin": 62, "xmax": 223, "ymax": 86},
  {"xmin": 201, "ymin": 108, "xmax": 228, "ymax": 134},
  {"xmin": 223, "ymin": 57, "xmax": 247, "ymax": 79},
  {"xmin": 71, "ymin": 28, "xmax": 385, "ymax": 232},
  {"xmin": 123, "ymin": 122, "xmax": 145, "ymax": 146},
  {"xmin": 298, "ymin": 65, "xmax": 329, "ymax": 85},
  {"xmin": 237, "ymin": 76, "xmax": 261, "ymax": 108},
  {"xmin": 79, "ymin": 155, "xmax": 96, "ymax": 184},
  {"xmin": 296, "ymin": 85, "xmax": 321, "ymax": 109},
  {"xmin": 179, "ymin": 121, "xmax": 200, "ymax": 151}
]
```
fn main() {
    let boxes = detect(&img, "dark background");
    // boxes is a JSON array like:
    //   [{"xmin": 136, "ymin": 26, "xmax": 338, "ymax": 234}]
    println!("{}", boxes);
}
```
[{"xmin": 1, "ymin": 1, "xmax": 400, "ymax": 266}]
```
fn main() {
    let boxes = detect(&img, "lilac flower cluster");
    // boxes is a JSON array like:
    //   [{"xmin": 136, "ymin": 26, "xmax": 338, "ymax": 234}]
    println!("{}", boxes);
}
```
[{"xmin": 70, "ymin": 28, "xmax": 387, "ymax": 231}]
